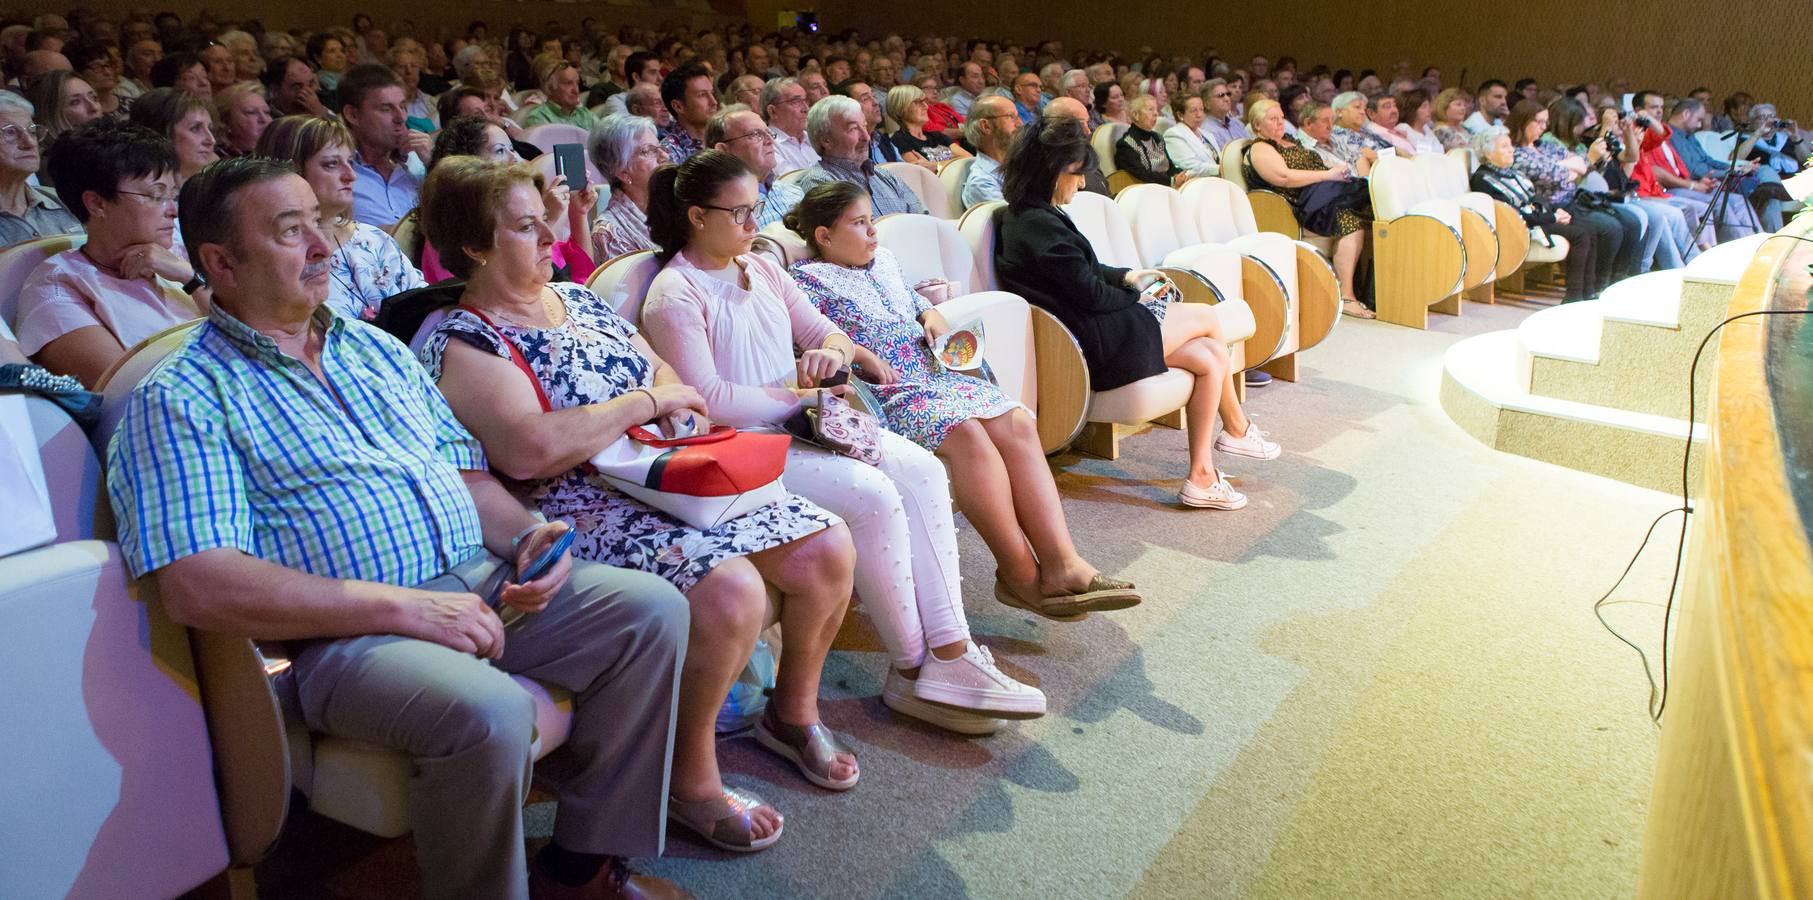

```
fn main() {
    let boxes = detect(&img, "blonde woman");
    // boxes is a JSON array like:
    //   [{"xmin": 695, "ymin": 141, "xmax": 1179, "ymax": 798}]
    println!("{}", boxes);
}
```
[
  {"xmin": 213, "ymin": 82, "xmax": 272, "ymax": 158},
  {"xmin": 883, "ymin": 84, "xmax": 969, "ymax": 170}
]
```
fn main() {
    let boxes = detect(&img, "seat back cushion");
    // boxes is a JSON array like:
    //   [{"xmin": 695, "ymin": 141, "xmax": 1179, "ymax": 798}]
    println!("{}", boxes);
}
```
[
  {"xmin": 875, "ymin": 214, "xmax": 977, "ymax": 293},
  {"xmin": 878, "ymin": 162, "xmax": 952, "ymax": 218},
  {"xmin": 939, "ymin": 156, "xmax": 974, "ymax": 214},
  {"xmin": 1117, "ymin": 184, "xmax": 1200, "ymax": 266},
  {"xmin": 0, "ymin": 233, "xmax": 84, "ymax": 331},
  {"xmin": 1060, "ymin": 191, "xmax": 1142, "ymax": 270},
  {"xmin": 1182, "ymin": 176, "xmax": 1259, "ymax": 243},
  {"xmin": 584, "ymin": 250, "xmax": 663, "ymax": 324},
  {"xmin": 958, "ymin": 200, "xmax": 1007, "ymax": 291}
]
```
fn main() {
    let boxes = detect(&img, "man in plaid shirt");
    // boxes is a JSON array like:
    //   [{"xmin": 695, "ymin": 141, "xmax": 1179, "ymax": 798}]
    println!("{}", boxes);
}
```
[{"xmin": 106, "ymin": 157, "xmax": 689, "ymax": 900}]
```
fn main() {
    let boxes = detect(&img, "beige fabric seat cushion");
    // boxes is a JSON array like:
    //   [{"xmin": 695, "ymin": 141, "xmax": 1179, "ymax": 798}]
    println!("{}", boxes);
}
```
[{"xmin": 1086, "ymin": 369, "xmax": 1195, "ymax": 424}]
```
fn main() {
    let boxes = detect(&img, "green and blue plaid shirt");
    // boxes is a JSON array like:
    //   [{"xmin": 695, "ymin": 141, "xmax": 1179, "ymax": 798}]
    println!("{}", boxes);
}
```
[{"xmin": 107, "ymin": 304, "xmax": 488, "ymax": 586}]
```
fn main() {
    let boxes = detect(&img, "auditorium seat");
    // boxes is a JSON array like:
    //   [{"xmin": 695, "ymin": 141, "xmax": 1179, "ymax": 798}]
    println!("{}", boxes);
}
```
[
  {"xmin": 585, "ymin": 248, "xmax": 663, "ymax": 324},
  {"xmin": 1106, "ymin": 170, "xmax": 1141, "ymax": 196},
  {"xmin": 1178, "ymin": 177, "xmax": 1343, "ymax": 381},
  {"xmin": 1367, "ymin": 154, "xmax": 1470, "ymax": 329},
  {"xmin": 1092, "ymin": 123, "xmax": 1126, "ymax": 178},
  {"xmin": 1115, "ymin": 183, "xmax": 1291, "ymax": 368},
  {"xmin": 753, "ymin": 221, "xmax": 812, "ymax": 270},
  {"xmin": 1045, "ymin": 191, "xmax": 1259, "ymax": 458},
  {"xmin": 873, "ymin": 213, "xmax": 980, "ymax": 293},
  {"xmin": 1215, "ymin": 138, "xmax": 1328, "ymax": 250},
  {"xmin": 1441, "ymin": 149, "xmax": 1560, "ymax": 294},
  {"xmin": 879, "ymin": 161, "xmax": 954, "ymax": 218},
  {"xmin": 958, "ymin": 200, "xmax": 1005, "ymax": 295},
  {"xmin": 938, "ymin": 156, "xmax": 975, "ymax": 216},
  {"xmin": 1417, "ymin": 152, "xmax": 1532, "ymax": 301},
  {"xmin": 0, "ymin": 233, "xmax": 84, "ymax": 332},
  {"xmin": 0, "ymin": 371, "xmax": 229, "ymax": 898}
]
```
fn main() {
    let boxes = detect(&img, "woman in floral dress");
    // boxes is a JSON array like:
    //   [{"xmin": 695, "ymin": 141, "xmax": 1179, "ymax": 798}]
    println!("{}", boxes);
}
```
[
  {"xmin": 418, "ymin": 156, "xmax": 858, "ymax": 854},
  {"xmin": 785, "ymin": 181, "xmax": 1141, "ymax": 620}
]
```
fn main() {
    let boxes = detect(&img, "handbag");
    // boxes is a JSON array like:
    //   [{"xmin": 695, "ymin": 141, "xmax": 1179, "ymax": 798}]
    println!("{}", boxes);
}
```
[
  {"xmin": 784, "ymin": 386, "xmax": 884, "ymax": 466},
  {"xmin": 589, "ymin": 424, "xmax": 791, "ymax": 530},
  {"xmin": 458, "ymin": 305, "xmax": 791, "ymax": 530}
]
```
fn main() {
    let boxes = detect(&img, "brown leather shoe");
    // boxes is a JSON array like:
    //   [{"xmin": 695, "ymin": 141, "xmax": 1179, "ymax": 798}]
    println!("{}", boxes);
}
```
[{"xmin": 529, "ymin": 855, "xmax": 692, "ymax": 900}]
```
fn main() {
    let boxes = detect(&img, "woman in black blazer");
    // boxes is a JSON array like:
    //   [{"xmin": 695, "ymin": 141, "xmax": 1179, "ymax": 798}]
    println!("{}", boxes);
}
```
[{"xmin": 994, "ymin": 117, "xmax": 1282, "ymax": 510}]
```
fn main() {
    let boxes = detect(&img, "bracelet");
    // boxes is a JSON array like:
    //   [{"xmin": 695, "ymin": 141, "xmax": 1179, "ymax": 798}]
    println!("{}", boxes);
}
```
[
  {"xmin": 510, "ymin": 515, "xmax": 548, "ymax": 556},
  {"xmin": 630, "ymin": 387, "xmax": 657, "ymax": 420}
]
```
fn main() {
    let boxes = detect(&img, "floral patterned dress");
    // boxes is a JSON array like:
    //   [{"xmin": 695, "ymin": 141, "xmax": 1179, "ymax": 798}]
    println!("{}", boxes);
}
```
[
  {"xmin": 418, "ymin": 282, "xmax": 838, "ymax": 593},
  {"xmin": 326, "ymin": 221, "xmax": 427, "ymax": 323},
  {"xmin": 790, "ymin": 248, "xmax": 1022, "ymax": 451}
]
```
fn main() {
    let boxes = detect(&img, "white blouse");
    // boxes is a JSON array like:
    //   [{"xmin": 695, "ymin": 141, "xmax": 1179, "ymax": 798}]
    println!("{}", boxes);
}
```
[{"xmin": 1164, "ymin": 123, "xmax": 1221, "ymax": 177}]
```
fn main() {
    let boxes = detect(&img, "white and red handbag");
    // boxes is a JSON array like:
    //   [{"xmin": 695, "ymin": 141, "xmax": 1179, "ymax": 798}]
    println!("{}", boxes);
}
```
[{"xmin": 589, "ymin": 425, "xmax": 790, "ymax": 530}]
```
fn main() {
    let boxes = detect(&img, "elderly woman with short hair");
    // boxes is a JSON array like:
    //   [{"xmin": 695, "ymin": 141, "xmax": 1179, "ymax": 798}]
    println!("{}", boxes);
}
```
[
  {"xmin": 1244, "ymin": 98, "xmax": 1373, "ymax": 318},
  {"xmin": 883, "ymin": 83, "xmax": 969, "ymax": 169},
  {"xmin": 0, "ymin": 92, "xmax": 82, "ymax": 247},
  {"xmin": 1432, "ymin": 87, "xmax": 1473, "ymax": 151},
  {"xmin": 1164, "ymin": 90, "xmax": 1218, "ymax": 177},
  {"xmin": 212, "ymin": 81, "xmax": 272, "ymax": 158},
  {"xmin": 1328, "ymin": 90, "xmax": 1388, "ymax": 167},
  {"xmin": 1114, "ymin": 93, "xmax": 1178, "ymax": 185},
  {"xmin": 1469, "ymin": 126, "xmax": 1600, "ymax": 302},
  {"xmin": 589, "ymin": 113, "xmax": 668, "ymax": 259}
]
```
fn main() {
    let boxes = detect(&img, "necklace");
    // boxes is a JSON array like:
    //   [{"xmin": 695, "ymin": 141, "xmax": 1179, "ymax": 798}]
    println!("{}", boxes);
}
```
[{"xmin": 480, "ymin": 287, "xmax": 563, "ymax": 329}]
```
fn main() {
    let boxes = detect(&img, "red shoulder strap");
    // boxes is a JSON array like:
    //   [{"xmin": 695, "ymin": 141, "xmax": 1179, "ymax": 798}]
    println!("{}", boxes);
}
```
[{"xmin": 458, "ymin": 305, "xmax": 553, "ymax": 413}]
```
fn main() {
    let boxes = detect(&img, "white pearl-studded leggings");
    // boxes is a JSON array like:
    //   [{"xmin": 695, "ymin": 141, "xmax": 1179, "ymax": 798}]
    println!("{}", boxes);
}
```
[{"xmin": 780, "ymin": 430, "xmax": 969, "ymax": 670}]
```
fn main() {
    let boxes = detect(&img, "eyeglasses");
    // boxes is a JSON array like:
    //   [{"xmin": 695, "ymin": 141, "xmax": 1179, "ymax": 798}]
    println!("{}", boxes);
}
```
[
  {"xmin": 1212, "ymin": 92, "xmax": 1232, "ymax": 99},
  {"xmin": 117, "ymin": 187, "xmax": 178, "ymax": 207},
  {"xmin": 0, "ymin": 122, "xmax": 44, "ymax": 145},
  {"xmin": 700, "ymin": 199, "xmax": 766, "ymax": 225},
  {"xmin": 723, "ymin": 129, "xmax": 775, "ymax": 147},
  {"xmin": 633, "ymin": 144, "xmax": 668, "ymax": 160}
]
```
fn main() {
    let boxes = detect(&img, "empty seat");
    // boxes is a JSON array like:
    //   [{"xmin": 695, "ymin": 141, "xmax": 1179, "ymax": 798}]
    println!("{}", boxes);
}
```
[
  {"xmin": 878, "ymin": 161, "xmax": 953, "ymax": 218},
  {"xmin": 1368, "ymin": 154, "xmax": 1469, "ymax": 329},
  {"xmin": 938, "ymin": 156, "xmax": 976, "ymax": 215},
  {"xmin": 874, "ymin": 214, "xmax": 979, "ymax": 293}
]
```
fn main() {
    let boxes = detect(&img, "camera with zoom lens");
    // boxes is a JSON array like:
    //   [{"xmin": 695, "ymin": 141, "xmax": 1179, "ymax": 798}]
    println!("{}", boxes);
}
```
[
  {"xmin": 1633, "ymin": 114, "xmax": 1653, "ymax": 130},
  {"xmin": 1602, "ymin": 129, "xmax": 1623, "ymax": 157}
]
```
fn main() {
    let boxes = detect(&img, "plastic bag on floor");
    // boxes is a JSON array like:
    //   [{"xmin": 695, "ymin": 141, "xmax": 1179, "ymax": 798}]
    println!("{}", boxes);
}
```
[{"xmin": 715, "ymin": 636, "xmax": 777, "ymax": 733}]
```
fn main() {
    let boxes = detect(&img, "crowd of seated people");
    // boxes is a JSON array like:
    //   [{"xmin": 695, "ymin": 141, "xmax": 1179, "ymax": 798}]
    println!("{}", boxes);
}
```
[{"xmin": 1, "ymin": 9, "xmax": 1805, "ymax": 898}]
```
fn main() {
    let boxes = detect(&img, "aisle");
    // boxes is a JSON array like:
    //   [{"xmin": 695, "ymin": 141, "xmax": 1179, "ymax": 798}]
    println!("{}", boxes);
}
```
[{"xmin": 260, "ymin": 299, "xmax": 1677, "ymax": 900}]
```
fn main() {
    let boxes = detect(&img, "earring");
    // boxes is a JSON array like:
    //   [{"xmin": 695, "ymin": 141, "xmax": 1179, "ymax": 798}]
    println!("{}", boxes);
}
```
[{"xmin": 478, "ymin": 257, "xmax": 488, "ymax": 266}]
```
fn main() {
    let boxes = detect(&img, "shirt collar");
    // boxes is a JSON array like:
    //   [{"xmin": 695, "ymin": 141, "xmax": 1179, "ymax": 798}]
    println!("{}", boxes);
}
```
[
  {"xmin": 209, "ymin": 301, "xmax": 343, "ymax": 364},
  {"xmin": 821, "ymin": 155, "xmax": 874, "ymax": 177}
]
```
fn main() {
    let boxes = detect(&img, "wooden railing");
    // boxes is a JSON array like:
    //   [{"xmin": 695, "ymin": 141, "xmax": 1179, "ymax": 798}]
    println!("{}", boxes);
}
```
[{"xmin": 1638, "ymin": 220, "xmax": 1813, "ymax": 898}]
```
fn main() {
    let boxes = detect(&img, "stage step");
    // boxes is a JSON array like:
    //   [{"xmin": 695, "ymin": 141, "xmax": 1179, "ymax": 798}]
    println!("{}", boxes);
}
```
[
  {"xmin": 1442, "ymin": 329, "xmax": 1704, "ymax": 494},
  {"xmin": 1520, "ymin": 235, "xmax": 1765, "ymax": 419}
]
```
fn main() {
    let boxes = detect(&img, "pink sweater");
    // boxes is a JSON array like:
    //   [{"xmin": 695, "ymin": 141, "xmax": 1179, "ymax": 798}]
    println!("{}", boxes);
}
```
[{"xmin": 641, "ymin": 250, "xmax": 843, "ymax": 427}]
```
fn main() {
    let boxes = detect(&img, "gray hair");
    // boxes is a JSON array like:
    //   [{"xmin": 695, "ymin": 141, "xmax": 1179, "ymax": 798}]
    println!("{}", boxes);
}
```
[
  {"xmin": 1060, "ymin": 69, "xmax": 1088, "ymax": 91},
  {"xmin": 217, "ymin": 29, "xmax": 257, "ymax": 52},
  {"xmin": 625, "ymin": 83, "xmax": 662, "ymax": 117},
  {"xmin": 1470, "ymin": 125, "xmax": 1509, "ymax": 159},
  {"xmin": 963, "ymin": 94, "xmax": 1011, "ymax": 146},
  {"xmin": 757, "ymin": 76, "xmax": 799, "ymax": 122},
  {"xmin": 806, "ymin": 94, "xmax": 861, "ymax": 154},
  {"xmin": 452, "ymin": 44, "xmax": 488, "ymax": 81},
  {"xmin": 0, "ymin": 91, "xmax": 34, "ymax": 118},
  {"xmin": 1332, "ymin": 91, "xmax": 1367, "ymax": 112},
  {"xmin": 588, "ymin": 114, "xmax": 658, "ymax": 187}
]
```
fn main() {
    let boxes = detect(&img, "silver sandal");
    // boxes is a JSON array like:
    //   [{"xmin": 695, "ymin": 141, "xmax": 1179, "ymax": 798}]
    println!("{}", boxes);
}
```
[
  {"xmin": 667, "ymin": 787, "xmax": 783, "ymax": 853},
  {"xmin": 754, "ymin": 708, "xmax": 860, "ymax": 791}
]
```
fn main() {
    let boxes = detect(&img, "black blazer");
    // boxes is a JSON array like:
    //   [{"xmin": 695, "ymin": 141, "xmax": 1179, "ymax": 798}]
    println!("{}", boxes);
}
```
[{"xmin": 993, "ymin": 202, "xmax": 1167, "ymax": 391}]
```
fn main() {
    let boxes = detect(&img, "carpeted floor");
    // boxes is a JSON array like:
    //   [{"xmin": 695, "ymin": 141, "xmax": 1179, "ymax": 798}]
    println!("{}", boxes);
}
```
[{"xmin": 254, "ymin": 291, "xmax": 1681, "ymax": 900}]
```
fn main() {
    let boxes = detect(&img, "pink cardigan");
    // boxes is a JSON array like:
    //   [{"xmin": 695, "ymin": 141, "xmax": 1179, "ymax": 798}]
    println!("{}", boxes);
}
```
[{"xmin": 640, "ymin": 250, "xmax": 843, "ymax": 427}]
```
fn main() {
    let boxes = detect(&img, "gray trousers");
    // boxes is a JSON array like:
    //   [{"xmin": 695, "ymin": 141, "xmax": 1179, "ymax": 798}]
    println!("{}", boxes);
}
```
[{"xmin": 293, "ymin": 553, "xmax": 690, "ymax": 900}]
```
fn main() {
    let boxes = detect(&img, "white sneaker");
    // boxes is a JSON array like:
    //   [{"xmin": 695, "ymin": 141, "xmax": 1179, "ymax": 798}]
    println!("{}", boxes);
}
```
[
  {"xmin": 1214, "ymin": 421, "xmax": 1281, "ymax": 460},
  {"xmin": 1179, "ymin": 475, "xmax": 1248, "ymax": 509},
  {"xmin": 913, "ymin": 644, "xmax": 1047, "ymax": 720},
  {"xmin": 882, "ymin": 668, "xmax": 1002, "ymax": 736}
]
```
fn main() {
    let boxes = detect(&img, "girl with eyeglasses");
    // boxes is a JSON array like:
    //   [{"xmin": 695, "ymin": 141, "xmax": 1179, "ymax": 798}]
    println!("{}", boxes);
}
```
[
  {"xmin": 15, "ymin": 119, "xmax": 201, "ymax": 387},
  {"xmin": 641, "ymin": 151, "xmax": 1048, "ymax": 740}
]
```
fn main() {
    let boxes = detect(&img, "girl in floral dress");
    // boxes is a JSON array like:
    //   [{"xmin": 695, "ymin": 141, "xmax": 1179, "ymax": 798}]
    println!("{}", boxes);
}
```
[{"xmin": 785, "ymin": 182, "xmax": 1141, "ymax": 621}]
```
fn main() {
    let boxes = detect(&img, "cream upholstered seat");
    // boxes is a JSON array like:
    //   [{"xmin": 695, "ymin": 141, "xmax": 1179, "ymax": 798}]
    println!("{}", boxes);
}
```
[
  {"xmin": 1, "ymin": 388, "xmax": 230, "ymax": 898},
  {"xmin": 958, "ymin": 199, "xmax": 1007, "ymax": 293},
  {"xmin": 1045, "ymin": 191, "xmax": 1259, "ymax": 459},
  {"xmin": 1368, "ymin": 154, "xmax": 1470, "ymax": 329},
  {"xmin": 938, "ymin": 156, "xmax": 976, "ymax": 216},
  {"xmin": 1417, "ymin": 152, "xmax": 1533, "ymax": 298},
  {"xmin": 875, "ymin": 213, "xmax": 979, "ymax": 293},
  {"xmin": 1215, "ymin": 137, "xmax": 1332, "ymax": 253},
  {"xmin": 1092, "ymin": 123, "xmax": 1126, "ymax": 177},
  {"xmin": 752, "ymin": 221, "xmax": 811, "ymax": 271},
  {"xmin": 585, "ymin": 248, "xmax": 664, "ymax": 325},
  {"xmin": 1177, "ymin": 177, "xmax": 1343, "ymax": 380},
  {"xmin": 878, "ymin": 161, "xmax": 953, "ymax": 218},
  {"xmin": 0, "ymin": 233, "xmax": 83, "ymax": 331},
  {"xmin": 1438, "ymin": 147, "xmax": 1542, "ymax": 292}
]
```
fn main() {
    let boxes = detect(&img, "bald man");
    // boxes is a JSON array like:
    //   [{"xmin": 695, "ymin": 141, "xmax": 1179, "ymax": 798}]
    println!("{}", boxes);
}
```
[
  {"xmin": 961, "ymin": 94, "xmax": 1019, "ymax": 207},
  {"xmin": 1043, "ymin": 97, "xmax": 1112, "ymax": 196},
  {"xmin": 18, "ymin": 48, "xmax": 70, "ymax": 86}
]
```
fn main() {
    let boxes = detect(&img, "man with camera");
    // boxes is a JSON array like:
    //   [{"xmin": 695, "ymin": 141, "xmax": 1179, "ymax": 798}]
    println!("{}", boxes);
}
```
[
  {"xmin": 1633, "ymin": 90, "xmax": 1762, "ymax": 241},
  {"xmin": 1664, "ymin": 97, "xmax": 1790, "ymax": 231}
]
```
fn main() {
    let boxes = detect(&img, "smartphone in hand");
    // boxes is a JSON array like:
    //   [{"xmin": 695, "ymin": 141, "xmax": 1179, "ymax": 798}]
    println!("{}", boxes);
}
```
[{"xmin": 553, "ymin": 143, "xmax": 589, "ymax": 192}]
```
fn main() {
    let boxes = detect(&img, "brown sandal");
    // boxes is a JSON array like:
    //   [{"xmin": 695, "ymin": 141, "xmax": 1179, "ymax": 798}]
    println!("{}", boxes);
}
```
[
  {"xmin": 1342, "ymin": 298, "xmax": 1376, "ymax": 320},
  {"xmin": 668, "ymin": 787, "xmax": 783, "ymax": 853},
  {"xmin": 754, "ymin": 708, "xmax": 859, "ymax": 791}
]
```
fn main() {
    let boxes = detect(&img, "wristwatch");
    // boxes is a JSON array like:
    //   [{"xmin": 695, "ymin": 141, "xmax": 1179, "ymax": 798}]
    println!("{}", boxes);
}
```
[{"xmin": 182, "ymin": 275, "xmax": 206, "ymax": 295}]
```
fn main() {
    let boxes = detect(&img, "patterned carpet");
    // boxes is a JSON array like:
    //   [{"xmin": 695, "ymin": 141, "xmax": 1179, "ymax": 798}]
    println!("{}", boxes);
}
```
[{"xmin": 252, "ymin": 288, "xmax": 1679, "ymax": 900}]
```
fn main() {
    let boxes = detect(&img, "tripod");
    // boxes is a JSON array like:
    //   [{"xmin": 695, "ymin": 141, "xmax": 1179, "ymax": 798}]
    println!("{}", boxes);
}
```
[{"xmin": 1694, "ymin": 126, "xmax": 1759, "ymax": 240}]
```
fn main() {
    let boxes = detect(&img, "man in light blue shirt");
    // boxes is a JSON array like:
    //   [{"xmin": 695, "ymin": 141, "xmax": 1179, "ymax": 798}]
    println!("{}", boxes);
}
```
[
  {"xmin": 949, "ymin": 61, "xmax": 985, "ymax": 117},
  {"xmin": 961, "ymin": 94, "xmax": 1020, "ymax": 208},
  {"xmin": 706, "ymin": 106, "xmax": 804, "ymax": 227},
  {"xmin": 1200, "ymin": 78, "xmax": 1251, "ymax": 150},
  {"xmin": 340, "ymin": 64, "xmax": 430, "ymax": 229}
]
